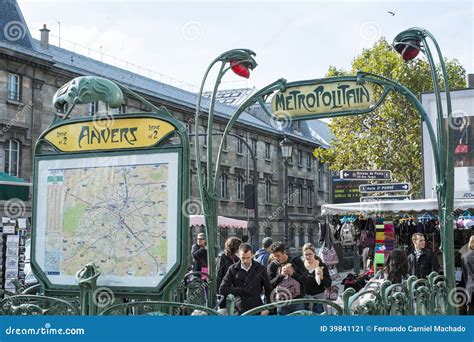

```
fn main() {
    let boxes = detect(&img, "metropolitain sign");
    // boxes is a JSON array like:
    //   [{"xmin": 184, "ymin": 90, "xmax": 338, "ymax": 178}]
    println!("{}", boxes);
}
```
[{"xmin": 271, "ymin": 80, "xmax": 376, "ymax": 119}]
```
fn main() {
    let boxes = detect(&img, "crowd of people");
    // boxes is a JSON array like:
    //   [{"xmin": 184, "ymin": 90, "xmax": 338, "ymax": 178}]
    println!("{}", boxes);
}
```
[{"xmin": 190, "ymin": 232, "xmax": 474, "ymax": 315}]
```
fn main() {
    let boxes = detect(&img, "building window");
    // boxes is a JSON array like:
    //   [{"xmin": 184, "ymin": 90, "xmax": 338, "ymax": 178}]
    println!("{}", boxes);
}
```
[
  {"xmin": 237, "ymin": 135, "xmax": 243, "ymax": 154},
  {"xmin": 318, "ymin": 164, "xmax": 324, "ymax": 190},
  {"xmin": 7, "ymin": 73, "xmax": 20, "ymax": 101},
  {"xmin": 293, "ymin": 121, "xmax": 301, "ymax": 131},
  {"xmin": 290, "ymin": 227, "xmax": 295, "ymax": 247},
  {"xmin": 114, "ymin": 104, "xmax": 126, "ymax": 114},
  {"xmin": 265, "ymin": 142, "xmax": 271, "ymax": 160},
  {"xmin": 288, "ymin": 154, "xmax": 293, "ymax": 165},
  {"xmin": 237, "ymin": 176, "xmax": 243, "ymax": 200},
  {"xmin": 265, "ymin": 226, "xmax": 272, "ymax": 239},
  {"xmin": 265, "ymin": 180, "xmax": 271, "ymax": 203},
  {"xmin": 298, "ymin": 150, "xmax": 303, "ymax": 166},
  {"xmin": 88, "ymin": 102, "xmax": 98, "ymax": 116},
  {"xmin": 308, "ymin": 227, "xmax": 314, "ymax": 244},
  {"xmin": 307, "ymin": 152, "xmax": 312, "ymax": 170},
  {"xmin": 299, "ymin": 228, "xmax": 305, "ymax": 247},
  {"xmin": 5, "ymin": 140, "xmax": 20, "ymax": 176},
  {"xmin": 202, "ymin": 127, "xmax": 207, "ymax": 146},
  {"xmin": 307, "ymin": 186, "xmax": 313, "ymax": 207},
  {"xmin": 251, "ymin": 138, "xmax": 257, "ymax": 157},
  {"xmin": 220, "ymin": 173, "xmax": 228, "ymax": 199},
  {"xmin": 288, "ymin": 183, "xmax": 294, "ymax": 205},
  {"xmin": 222, "ymin": 133, "xmax": 228, "ymax": 151},
  {"xmin": 298, "ymin": 184, "xmax": 303, "ymax": 206},
  {"xmin": 185, "ymin": 122, "xmax": 192, "ymax": 134}
]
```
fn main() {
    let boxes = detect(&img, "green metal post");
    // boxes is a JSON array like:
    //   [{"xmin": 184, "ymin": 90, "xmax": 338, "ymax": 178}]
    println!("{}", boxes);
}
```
[
  {"xmin": 393, "ymin": 28, "xmax": 456, "ymax": 314},
  {"xmin": 194, "ymin": 49, "xmax": 257, "ymax": 307}
]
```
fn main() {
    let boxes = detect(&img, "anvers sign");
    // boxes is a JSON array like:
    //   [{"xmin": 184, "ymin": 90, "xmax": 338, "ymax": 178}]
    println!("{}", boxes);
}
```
[{"xmin": 44, "ymin": 117, "xmax": 175, "ymax": 152}]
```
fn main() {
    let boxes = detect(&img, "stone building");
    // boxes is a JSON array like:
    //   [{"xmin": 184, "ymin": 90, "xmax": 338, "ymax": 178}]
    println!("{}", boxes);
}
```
[{"xmin": 0, "ymin": 0, "xmax": 331, "ymax": 249}]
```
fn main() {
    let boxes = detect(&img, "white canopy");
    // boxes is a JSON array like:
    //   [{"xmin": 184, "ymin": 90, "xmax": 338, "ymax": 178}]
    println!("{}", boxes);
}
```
[
  {"xmin": 321, "ymin": 198, "xmax": 474, "ymax": 216},
  {"xmin": 189, "ymin": 215, "xmax": 248, "ymax": 229}
]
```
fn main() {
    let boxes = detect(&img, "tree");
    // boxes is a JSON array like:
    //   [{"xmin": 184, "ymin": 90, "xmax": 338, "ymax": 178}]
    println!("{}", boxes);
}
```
[{"xmin": 313, "ymin": 38, "xmax": 466, "ymax": 198}]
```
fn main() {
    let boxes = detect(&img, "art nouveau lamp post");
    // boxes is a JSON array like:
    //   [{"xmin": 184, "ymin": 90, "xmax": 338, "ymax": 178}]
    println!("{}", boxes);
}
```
[
  {"xmin": 194, "ymin": 49, "xmax": 257, "ymax": 305},
  {"xmin": 393, "ymin": 28, "xmax": 455, "ymax": 313}
]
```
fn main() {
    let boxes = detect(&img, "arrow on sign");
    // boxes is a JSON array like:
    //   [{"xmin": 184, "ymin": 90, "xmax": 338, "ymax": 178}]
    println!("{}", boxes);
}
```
[{"xmin": 359, "ymin": 182, "xmax": 412, "ymax": 193}]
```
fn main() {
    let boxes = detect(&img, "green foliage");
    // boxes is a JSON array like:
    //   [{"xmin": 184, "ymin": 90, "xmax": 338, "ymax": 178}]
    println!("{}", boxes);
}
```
[{"xmin": 314, "ymin": 38, "xmax": 466, "ymax": 198}]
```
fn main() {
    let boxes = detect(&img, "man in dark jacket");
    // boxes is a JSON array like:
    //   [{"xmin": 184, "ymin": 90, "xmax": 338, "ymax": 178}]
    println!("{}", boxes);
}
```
[
  {"xmin": 267, "ymin": 241, "xmax": 307, "ymax": 315},
  {"xmin": 219, "ymin": 243, "xmax": 272, "ymax": 315},
  {"xmin": 407, "ymin": 233, "xmax": 441, "ymax": 278},
  {"xmin": 191, "ymin": 233, "xmax": 208, "ymax": 274}
]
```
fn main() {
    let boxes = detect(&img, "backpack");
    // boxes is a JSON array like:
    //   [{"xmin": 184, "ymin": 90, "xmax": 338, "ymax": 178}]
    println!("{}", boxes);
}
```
[{"xmin": 340, "ymin": 223, "xmax": 355, "ymax": 246}]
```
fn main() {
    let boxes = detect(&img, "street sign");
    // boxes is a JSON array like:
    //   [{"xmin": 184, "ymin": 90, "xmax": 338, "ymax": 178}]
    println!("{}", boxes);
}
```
[
  {"xmin": 360, "ymin": 195, "xmax": 412, "ymax": 202},
  {"xmin": 332, "ymin": 176, "xmax": 363, "ymax": 204},
  {"xmin": 359, "ymin": 182, "xmax": 412, "ymax": 193},
  {"xmin": 340, "ymin": 170, "xmax": 391, "ymax": 180}
]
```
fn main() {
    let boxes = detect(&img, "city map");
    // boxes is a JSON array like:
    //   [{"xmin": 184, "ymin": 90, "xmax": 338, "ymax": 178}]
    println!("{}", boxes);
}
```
[{"xmin": 42, "ymin": 162, "xmax": 169, "ymax": 280}]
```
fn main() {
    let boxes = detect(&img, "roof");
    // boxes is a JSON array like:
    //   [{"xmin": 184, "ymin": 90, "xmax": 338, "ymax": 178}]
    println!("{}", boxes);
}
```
[
  {"xmin": 0, "ymin": 172, "xmax": 31, "ymax": 186},
  {"xmin": 0, "ymin": 0, "xmax": 330, "ymax": 147},
  {"xmin": 321, "ymin": 199, "xmax": 474, "ymax": 215}
]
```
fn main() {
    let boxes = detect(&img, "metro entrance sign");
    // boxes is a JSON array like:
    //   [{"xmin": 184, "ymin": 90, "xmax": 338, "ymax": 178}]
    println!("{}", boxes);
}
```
[
  {"xmin": 359, "ymin": 183, "xmax": 412, "ymax": 193},
  {"xmin": 340, "ymin": 170, "xmax": 391, "ymax": 180}
]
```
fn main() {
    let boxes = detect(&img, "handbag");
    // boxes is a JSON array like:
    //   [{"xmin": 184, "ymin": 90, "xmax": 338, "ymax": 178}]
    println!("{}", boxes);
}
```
[
  {"xmin": 325, "ymin": 285, "xmax": 339, "ymax": 301},
  {"xmin": 276, "ymin": 276, "xmax": 301, "ymax": 300},
  {"xmin": 318, "ymin": 242, "xmax": 339, "ymax": 266}
]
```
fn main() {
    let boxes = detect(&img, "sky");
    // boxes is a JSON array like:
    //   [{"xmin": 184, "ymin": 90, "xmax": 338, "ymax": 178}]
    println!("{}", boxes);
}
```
[{"xmin": 17, "ymin": 0, "xmax": 474, "ymax": 92}]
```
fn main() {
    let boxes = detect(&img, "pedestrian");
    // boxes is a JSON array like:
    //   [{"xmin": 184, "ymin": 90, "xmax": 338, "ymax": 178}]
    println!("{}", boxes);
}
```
[
  {"xmin": 268, "ymin": 241, "xmax": 307, "ymax": 315},
  {"xmin": 302, "ymin": 243, "xmax": 331, "ymax": 313},
  {"xmin": 384, "ymin": 249, "xmax": 409, "ymax": 284},
  {"xmin": 407, "ymin": 233, "xmax": 441, "ymax": 278},
  {"xmin": 219, "ymin": 243, "xmax": 272, "ymax": 315},
  {"xmin": 254, "ymin": 237, "xmax": 273, "ymax": 267},
  {"xmin": 216, "ymin": 237, "xmax": 242, "ymax": 307},
  {"xmin": 191, "ymin": 233, "xmax": 208, "ymax": 275},
  {"xmin": 461, "ymin": 235, "xmax": 474, "ymax": 315}
]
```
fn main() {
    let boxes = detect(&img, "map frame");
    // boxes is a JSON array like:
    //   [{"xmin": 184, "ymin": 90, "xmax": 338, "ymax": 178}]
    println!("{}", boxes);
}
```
[{"xmin": 31, "ymin": 147, "xmax": 184, "ymax": 295}]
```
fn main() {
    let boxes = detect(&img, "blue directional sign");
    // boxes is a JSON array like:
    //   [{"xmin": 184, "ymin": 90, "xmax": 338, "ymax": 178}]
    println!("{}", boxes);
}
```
[
  {"xmin": 359, "ymin": 182, "xmax": 412, "ymax": 193},
  {"xmin": 340, "ymin": 170, "xmax": 391, "ymax": 180},
  {"xmin": 360, "ymin": 195, "xmax": 412, "ymax": 202}
]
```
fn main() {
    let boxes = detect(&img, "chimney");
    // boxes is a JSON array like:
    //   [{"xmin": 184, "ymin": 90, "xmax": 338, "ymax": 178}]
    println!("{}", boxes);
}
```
[
  {"xmin": 40, "ymin": 24, "xmax": 50, "ymax": 49},
  {"xmin": 467, "ymin": 74, "xmax": 474, "ymax": 88}
]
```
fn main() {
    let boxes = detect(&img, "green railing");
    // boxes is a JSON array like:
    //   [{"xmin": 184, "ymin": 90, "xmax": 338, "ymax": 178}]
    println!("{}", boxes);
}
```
[{"xmin": 0, "ymin": 272, "xmax": 455, "ymax": 315}]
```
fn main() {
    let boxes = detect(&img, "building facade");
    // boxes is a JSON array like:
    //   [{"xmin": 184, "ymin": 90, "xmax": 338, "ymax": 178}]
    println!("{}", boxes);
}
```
[{"xmin": 0, "ymin": 0, "xmax": 331, "ymax": 249}]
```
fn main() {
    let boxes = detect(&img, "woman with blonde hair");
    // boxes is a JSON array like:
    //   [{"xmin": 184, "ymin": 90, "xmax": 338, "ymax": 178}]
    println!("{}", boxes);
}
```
[{"xmin": 302, "ymin": 243, "xmax": 332, "ymax": 313}]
